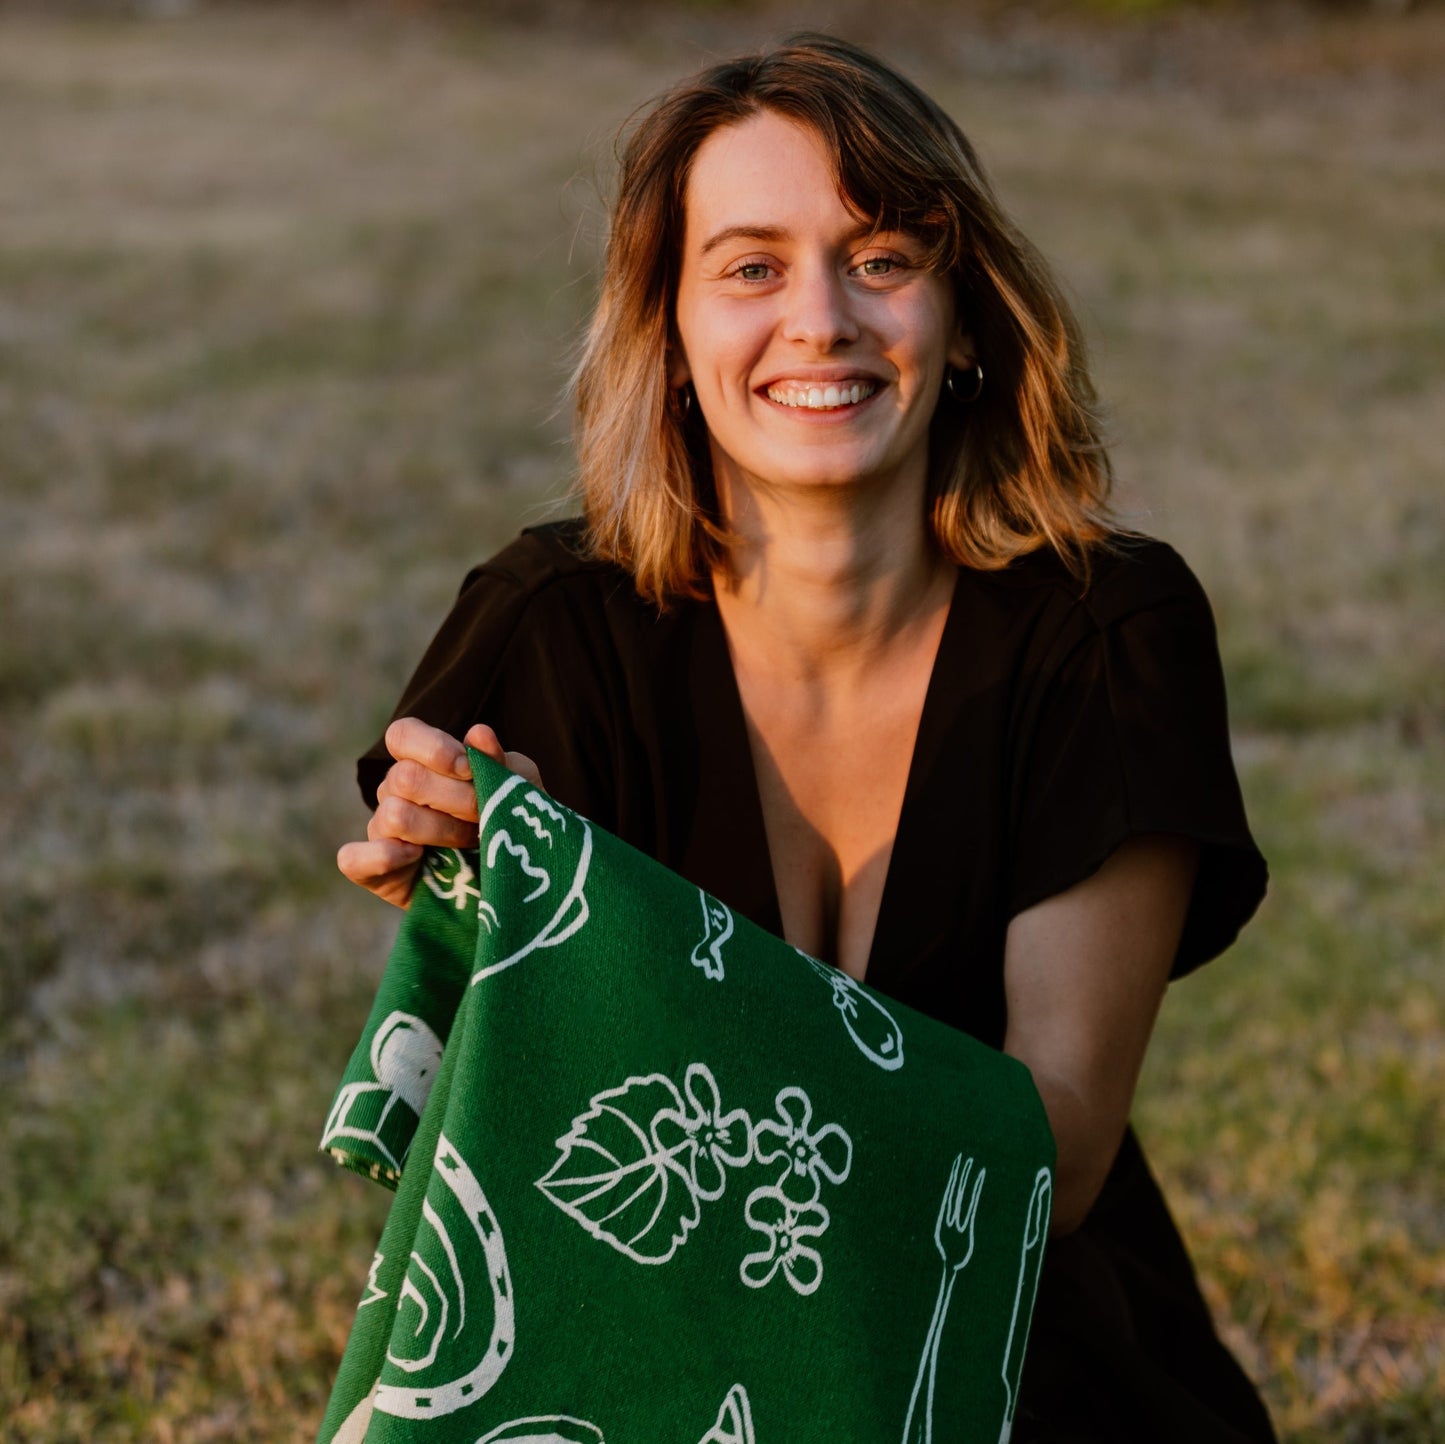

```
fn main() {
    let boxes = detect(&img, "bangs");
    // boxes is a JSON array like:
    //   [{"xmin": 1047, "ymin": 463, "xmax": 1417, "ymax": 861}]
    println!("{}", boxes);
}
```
[{"xmin": 741, "ymin": 36, "xmax": 982, "ymax": 276}]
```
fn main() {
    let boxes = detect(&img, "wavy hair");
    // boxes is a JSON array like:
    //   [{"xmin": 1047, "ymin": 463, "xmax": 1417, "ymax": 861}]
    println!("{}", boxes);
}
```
[{"xmin": 571, "ymin": 33, "xmax": 1116, "ymax": 606}]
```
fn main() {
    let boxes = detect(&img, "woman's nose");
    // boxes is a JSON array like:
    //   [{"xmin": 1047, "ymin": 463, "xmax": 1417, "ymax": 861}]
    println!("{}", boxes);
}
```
[{"xmin": 781, "ymin": 264, "xmax": 860, "ymax": 352}]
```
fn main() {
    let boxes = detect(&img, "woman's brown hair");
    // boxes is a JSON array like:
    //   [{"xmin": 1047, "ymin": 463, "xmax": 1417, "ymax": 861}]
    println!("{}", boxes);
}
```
[{"xmin": 572, "ymin": 33, "xmax": 1115, "ymax": 607}]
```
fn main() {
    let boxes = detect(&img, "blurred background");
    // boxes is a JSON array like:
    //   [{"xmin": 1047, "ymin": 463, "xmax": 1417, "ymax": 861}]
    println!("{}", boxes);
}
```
[{"xmin": 0, "ymin": 1, "xmax": 1440, "ymax": 1439}]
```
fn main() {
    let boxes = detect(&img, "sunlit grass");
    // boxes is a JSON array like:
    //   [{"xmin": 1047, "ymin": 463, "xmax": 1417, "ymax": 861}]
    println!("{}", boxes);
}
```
[{"xmin": 1, "ymin": 5, "xmax": 1440, "ymax": 1440}]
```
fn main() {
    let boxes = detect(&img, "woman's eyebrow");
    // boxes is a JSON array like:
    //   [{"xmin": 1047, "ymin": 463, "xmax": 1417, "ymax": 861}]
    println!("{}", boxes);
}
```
[
  {"xmin": 698, "ymin": 224, "xmax": 789, "ymax": 257},
  {"xmin": 696, "ymin": 221, "xmax": 893, "ymax": 258}
]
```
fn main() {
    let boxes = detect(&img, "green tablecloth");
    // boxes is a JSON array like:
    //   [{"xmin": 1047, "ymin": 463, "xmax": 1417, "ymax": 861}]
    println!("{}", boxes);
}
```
[{"xmin": 318, "ymin": 750, "xmax": 1054, "ymax": 1443}]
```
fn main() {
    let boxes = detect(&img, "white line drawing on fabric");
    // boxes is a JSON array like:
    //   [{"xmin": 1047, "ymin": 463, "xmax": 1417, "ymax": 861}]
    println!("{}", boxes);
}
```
[
  {"xmin": 650, "ymin": 1062, "xmax": 753, "ymax": 1202},
  {"xmin": 475, "ymin": 1417, "xmax": 607, "ymax": 1444},
  {"xmin": 320, "ymin": 1010, "xmax": 444, "ymax": 1175},
  {"xmin": 423, "ymin": 848, "xmax": 483, "ymax": 911},
  {"xmin": 389, "ymin": 1247, "xmax": 451, "ymax": 1371},
  {"xmin": 741, "ymin": 1085, "xmax": 851, "ymax": 1294},
  {"xmin": 739, "ymin": 1184, "xmax": 831, "ymax": 1296},
  {"xmin": 375, "ymin": 1132, "xmax": 516, "ymax": 1419},
  {"xmin": 488, "ymin": 830, "xmax": 551, "ymax": 901},
  {"xmin": 466, "ymin": 1389, "xmax": 753, "ymax": 1444},
  {"xmin": 997, "ymin": 1168, "xmax": 1052, "ymax": 1444},
  {"xmin": 521, "ymin": 789, "xmax": 570, "ymax": 830},
  {"xmin": 902, "ymin": 1153, "xmax": 987, "ymax": 1444},
  {"xmin": 373, "ymin": 1011, "xmax": 444, "ymax": 1114},
  {"xmin": 689, "ymin": 890, "xmax": 734, "ymax": 980},
  {"xmin": 329, "ymin": 1383, "xmax": 378, "ymax": 1444},
  {"xmin": 750, "ymin": 1086, "xmax": 853, "ymax": 1205},
  {"xmin": 697, "ymin": 1383, "xmax": 757, "ymax": 1444},
  {"xmin": 539, "ymin": 1066, "xmax": 850, "ymax": 1291},
  {"xmin": 510, "ymin": 805, "xmax": 555, "ymax": 846},
  {"xmin": 358, "ymin": 1250, "xmax": 388, "ymax": 1309},
  {"xmin": 472, "ymin": 775, "xmax": 592, "ymax": 984},
  {"xmin": 797, "ymin": 949, "xmax": 905, "ymax": 1072},
  {"xmin": 536, "ymin": 1072, "xmax": 702, "ymax": 1264}
]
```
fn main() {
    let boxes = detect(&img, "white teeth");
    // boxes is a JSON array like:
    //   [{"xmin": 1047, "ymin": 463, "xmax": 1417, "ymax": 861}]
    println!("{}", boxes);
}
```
[{"xmin": 766, "ymin": 381, "xmax": 877, "ymax": 410}]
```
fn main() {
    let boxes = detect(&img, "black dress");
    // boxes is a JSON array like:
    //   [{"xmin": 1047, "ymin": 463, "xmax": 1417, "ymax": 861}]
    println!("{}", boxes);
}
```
[{"xmin": 358, "ymin": 520, "xmax": 1277, "ymax": 1444}]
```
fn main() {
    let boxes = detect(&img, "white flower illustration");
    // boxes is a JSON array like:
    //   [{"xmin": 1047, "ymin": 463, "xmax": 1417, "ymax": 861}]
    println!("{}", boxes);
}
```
[
  {"xmin": 751, "ymin": 1086, "xmax": 853, "ymax": 1203},
  {"xmin": 739, "ymin": 1185, "xmax": 831, "ymax": 1296},
  {"xmin": 651, "ymin": 1063, "xmax": 753, "ymax": 1202}
]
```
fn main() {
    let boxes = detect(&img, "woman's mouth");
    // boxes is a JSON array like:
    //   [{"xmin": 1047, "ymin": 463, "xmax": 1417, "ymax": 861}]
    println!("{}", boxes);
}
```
[{"xmin": 764, "ymin": 380, "xmax": 878, "ymax": 410}]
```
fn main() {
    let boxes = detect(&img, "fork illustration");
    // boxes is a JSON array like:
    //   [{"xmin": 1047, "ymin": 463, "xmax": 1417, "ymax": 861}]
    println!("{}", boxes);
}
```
[{"xmin": 902, "ymin": 1154, "xmax": 987, "ymax": 1444}]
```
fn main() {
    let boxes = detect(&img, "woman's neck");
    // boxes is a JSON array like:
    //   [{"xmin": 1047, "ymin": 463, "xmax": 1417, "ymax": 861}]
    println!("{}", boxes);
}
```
[{"xmin": 710, "ymin": 475, "xmax": 954, "ymax": 686}]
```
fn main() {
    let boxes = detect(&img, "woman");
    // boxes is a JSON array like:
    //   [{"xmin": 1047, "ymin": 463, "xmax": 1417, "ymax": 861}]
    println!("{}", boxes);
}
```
[{"xmin": 337, "ymin": 34, "xmax": 1275, "ymax": 1444}]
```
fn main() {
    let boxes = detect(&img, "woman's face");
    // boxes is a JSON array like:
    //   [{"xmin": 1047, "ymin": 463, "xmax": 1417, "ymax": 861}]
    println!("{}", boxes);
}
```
[{"xmin": 672, "ymin": 109, "xmax": 972, "ymax": 509}]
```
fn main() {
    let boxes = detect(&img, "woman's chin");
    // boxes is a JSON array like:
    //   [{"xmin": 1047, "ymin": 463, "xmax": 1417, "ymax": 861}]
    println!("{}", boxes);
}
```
[{"xmin": 731, "ymin": 453, "xmax": 926, "ymax": 500}]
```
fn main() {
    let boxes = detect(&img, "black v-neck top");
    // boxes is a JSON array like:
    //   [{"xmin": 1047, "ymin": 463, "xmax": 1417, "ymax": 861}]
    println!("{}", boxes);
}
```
[{"xmin": 357, "ymin": 519, "xmax": 1277, "ymax": 1443}]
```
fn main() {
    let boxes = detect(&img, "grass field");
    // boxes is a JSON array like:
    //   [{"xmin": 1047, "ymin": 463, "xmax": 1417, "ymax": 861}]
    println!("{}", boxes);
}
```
[{"xmin": 1, "ymin": 5, "xmax": 1441, "ymax": 1440}]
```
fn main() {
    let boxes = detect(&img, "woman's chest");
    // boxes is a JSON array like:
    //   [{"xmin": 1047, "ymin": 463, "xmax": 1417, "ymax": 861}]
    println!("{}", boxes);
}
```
[
  {"xmin": 738, "ymin": 669, "xmax": 934, "ymax": 983},
  {"xmin": 591, "ymin": 581, "xmax": 1022, "ymax": 1037}
]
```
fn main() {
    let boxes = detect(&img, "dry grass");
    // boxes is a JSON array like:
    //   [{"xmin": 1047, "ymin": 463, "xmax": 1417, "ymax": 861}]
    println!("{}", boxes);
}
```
[{"xmin": 1, "ymin": 5, "xmax": 1440, "ymax": 1440}]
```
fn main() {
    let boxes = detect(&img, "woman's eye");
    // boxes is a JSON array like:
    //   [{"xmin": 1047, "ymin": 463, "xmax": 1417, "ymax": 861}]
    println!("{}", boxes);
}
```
[
  {"xmin": 856, "ymin": 256, "xmax": 903, "ymax": 278},
  {"xmin": 731, "ymin": 262, "xmax": 773, "ymax": 282}
]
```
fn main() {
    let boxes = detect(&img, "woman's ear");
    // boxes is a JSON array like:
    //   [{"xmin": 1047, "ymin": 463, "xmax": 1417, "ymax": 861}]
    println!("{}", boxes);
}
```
[
  {"xmin": 667, "ymin": 340, "xmax": 691, "ymax": 388},
  {"xmin": 947, "ymin": 328, "xmax": 976, "ymax": 372}
]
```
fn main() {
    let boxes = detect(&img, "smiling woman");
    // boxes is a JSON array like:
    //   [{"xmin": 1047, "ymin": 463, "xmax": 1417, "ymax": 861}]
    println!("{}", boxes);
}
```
[
  {"xmin": 671, "ymin": 113, "xmax": 969, "ymax": 508},
  {"xmin": 336, "ymin": 33, "xmax": 1276, "ymax": 1444}
]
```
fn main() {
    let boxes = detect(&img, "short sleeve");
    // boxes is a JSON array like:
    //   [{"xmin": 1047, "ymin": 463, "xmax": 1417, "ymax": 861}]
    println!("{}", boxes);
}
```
[
  {"xmin": 1005, "ymin": 554, "xmax": 1267, "ymax": 977},
  {"xmin": 355, "ymin": 564, "xmax": 531, "ymax": 810},
  {"xmin": 354, "ymin": 525, "xmax": 623, "ymax": 829}
]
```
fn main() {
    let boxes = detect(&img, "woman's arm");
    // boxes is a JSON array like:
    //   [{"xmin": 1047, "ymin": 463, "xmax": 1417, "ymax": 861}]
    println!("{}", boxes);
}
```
[
  {"xmin": 336, "ymin": 717, "xmax": 543, "ymax": 908},
  {"xmin": 1002, "ymin": 832, "xmax": 1199, "ymax": 1236}
]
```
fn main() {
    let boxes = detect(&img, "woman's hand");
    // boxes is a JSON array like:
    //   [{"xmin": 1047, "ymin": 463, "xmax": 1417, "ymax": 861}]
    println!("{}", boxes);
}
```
[{"xmin": 336, "ymin": 717, "xmax": 543, "ymax": 909}]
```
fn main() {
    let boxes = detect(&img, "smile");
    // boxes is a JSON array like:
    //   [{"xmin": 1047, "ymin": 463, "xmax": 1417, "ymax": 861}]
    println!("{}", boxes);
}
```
[{"xmin": 764, "ymin": 381, "xmax": 878, "ymax": 410}]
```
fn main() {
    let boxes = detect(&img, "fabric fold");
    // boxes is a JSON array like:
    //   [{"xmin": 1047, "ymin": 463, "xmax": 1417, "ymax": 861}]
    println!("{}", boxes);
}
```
[{"xmin": 318, "ymin": 749, "xmax": 1056, "ymax": 1443}]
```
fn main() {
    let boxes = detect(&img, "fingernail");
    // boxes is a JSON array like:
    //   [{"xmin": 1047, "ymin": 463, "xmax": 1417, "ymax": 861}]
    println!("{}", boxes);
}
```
[{"xmin": 453, "ymin": 754, "xmax": 472, "ymax": 778}]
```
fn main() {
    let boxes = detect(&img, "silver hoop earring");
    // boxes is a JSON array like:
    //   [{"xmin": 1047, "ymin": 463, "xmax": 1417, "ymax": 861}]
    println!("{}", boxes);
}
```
[
  {"xmin": 673, "ymin": 383, "xmax": 694, "ymax": 417},
  {"xmin": 946, "ymin": 363, "xmax": 983, "ymax": 404}
]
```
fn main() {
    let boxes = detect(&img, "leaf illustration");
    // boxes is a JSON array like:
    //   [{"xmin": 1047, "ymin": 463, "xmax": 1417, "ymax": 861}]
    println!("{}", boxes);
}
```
[{"xmin": 536, "ymin": 1073, "xmax": 700, "ymax": 1264}]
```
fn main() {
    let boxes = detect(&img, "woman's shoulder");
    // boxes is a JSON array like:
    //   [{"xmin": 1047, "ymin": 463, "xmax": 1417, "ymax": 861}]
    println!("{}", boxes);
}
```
[
  {"xmin": 458, "ymin": 517, "xmax": 628, "ymax": 600},
  {"xmin": 437, "ymin": 518, "xmax": 689, "ymax": 687},
  {"xmin": 357, "ymin": 519, "xmax": 646, "ymax": 810},
  {"xmin": 439, "ymin": 517, "xmax": 669, "ymax": 649},
  {"xmin": 976, "ymin": 533, "xmax": 1214, "ymax": 634}
]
